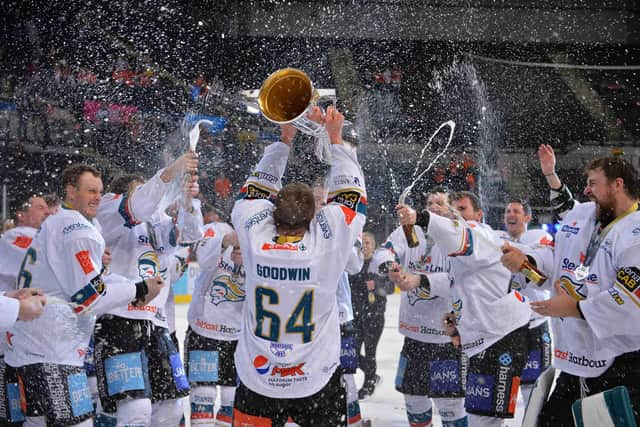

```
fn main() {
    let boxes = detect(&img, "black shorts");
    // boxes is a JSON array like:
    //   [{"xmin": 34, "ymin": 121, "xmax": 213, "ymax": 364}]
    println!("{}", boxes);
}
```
[
  {"xmin": 234, "ymin": 368, "xmax": 346, "ymax": 426},
  {"xmin": 340, "ymin": 321, "xmax": 358, "ymax": 374},
  {"xmin": 17, "ymin": 363, "xmax": 94, "ymax": 426},
  {"xmin": 539, "ymin": 350, "xmax": 640, "ymax": 427},
  {"xmin": 465, "ymin": 326, "xmax": 528, "ymax": 418},
  {"xmin": 184, "ymin": 327, "xmax": 238, "ymax": 387},
  {"xmin": 395, "ymin": 337, "xmax": 466, "ymax": 398},
  {"xmin": 521, "ymin": 321, "xmax": 552, "ymax": 385},
  {"xmin": 94, "ymin": 315, "xmax": 190, "ymax": 413},
  {"xmin": 0, "ymin": 356, "xmax": 24, "ymax": 425}
]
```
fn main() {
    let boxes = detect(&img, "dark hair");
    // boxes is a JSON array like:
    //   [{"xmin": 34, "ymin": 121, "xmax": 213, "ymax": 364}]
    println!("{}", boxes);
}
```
[
  {"xmin": 586, "ymin": 156, "xmax": 640, "ymax": 199},
  {"xmin": 107, "ymin": 173, "xmax": 145, "ymax": 194},
  {"xmin": 11, "ymin": 194, "xmax": 38, "ymax": 220},
  {"xmin": 61, "ymin": 164, "xmax": 101, "ymax": 195},
  {"xmin": 273, "ymin": 182, "xmax": 315, "ymax": 232},
  {"xmin": 43, "ymin": 193, "xmax": 60, "ymax": 208},
  {"xmin": 506, "ymin": 197, "xmax": 531, "ymax": 216},
  {"xmin": 451, "ymin": 191, "xmax": 482, "ymax": 211}
]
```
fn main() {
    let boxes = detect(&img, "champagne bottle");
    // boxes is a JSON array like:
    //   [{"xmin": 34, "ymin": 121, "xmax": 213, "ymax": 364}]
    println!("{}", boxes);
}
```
[{"xmin": 520, "ymin": 259, "xmax": 547, "ymax": 286}]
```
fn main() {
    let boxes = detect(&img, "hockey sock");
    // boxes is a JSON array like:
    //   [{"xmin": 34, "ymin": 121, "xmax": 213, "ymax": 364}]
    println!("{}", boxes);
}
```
[
  {"xmin": 191, "ymin": 386, "xmax": 217, "ymax": 426},
  {"xmin": 433, "ymin": 397, "xmax": 467, "ymax": 427},
  {"xmin": 116, "ymin": 398, "xmax": 152, "ymax": 426},
  {"xmin": 466, "ymin": 413, "xmax": 503, "ymax": 427},
  {"xmin": 404, "ymin": 394, "xmax": 433, "ymax": 427},
  {"xmin": 214, "ymin": 386, "xmax": 235, "ymax": 426},
  {"xmin": 151, "ymin": 398, "xmax": 185, "ymax": 427},
  {"xmin": 344, "ymin": 374, "xmax": 363, "ymax": 426}
]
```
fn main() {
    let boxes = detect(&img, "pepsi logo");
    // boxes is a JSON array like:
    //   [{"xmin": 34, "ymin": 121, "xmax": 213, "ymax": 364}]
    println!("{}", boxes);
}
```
[{"xmin": 253, "ymin": 355, "xmax": 271, "ymax": 375}]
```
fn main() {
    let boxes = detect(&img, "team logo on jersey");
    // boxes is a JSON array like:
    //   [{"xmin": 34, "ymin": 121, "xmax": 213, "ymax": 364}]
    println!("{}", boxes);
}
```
[
  {"xmin": 209, "ymin": 274, "xmax": 245, "ymax": 305},
  {"xmin": 558, "ymin": 276, "xmax": 586, "ymax": 301},
  {"xmin": 137, "ymin": 250, "xmax": 167, "ymax": 280},
  {"xmin": 254, "ymin": 355, "xmax": 271, "ymax": 375},
  {"xmin": 406, "ymin": 286, "xmax": 436, "ymax": 305}
]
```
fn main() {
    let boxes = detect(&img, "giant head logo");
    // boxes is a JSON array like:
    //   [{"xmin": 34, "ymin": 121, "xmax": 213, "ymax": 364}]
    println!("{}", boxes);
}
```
[
  {"xmin": 209, "ymin": 274, "xmax": 245, "ymax": 305},
  {"xmin": 138, "ymin": 250, "xmax": 161, "ymax": 279}
]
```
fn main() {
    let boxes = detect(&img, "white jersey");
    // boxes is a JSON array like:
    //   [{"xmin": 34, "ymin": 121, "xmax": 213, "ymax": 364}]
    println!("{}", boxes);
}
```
[
  {"xmin": 496, "ymin": 229, "xmax": 554, "ymax": 328},
  {"xmin": 97, "ymin": 171, "xmax": 203, "ymax": 327},
  {"xmin": 202, "ymin": 221, "xmax": 234, "ymax": 240},
  {"xmin": 529, "ymin": 202, "xmax": 640, "ymax": 377},
  {"xmin": 336, "ymin": 272, "xmax": 354, "ymax": 324},
  {"xmin": 425, "ymin": 214, "xmax": 532, "ymax": 357},
  {"xmin": 188, "ymin": 231, "xmax": 245, "ymax": 341},
  {"xmin": 380, "ymin": 225, "xmax": 452, "ymax": 344},
  {"xmin": 0, "ymin": 226, "xmax": 38, "ymax": 291},
  {"xmin": 337, "ymin": 246, "xmax": 362, "ymax": 324},
  {"xmin": 232, "ymin": 141, "xmax": 366, "ymax": 398},
  {"xmin": 5, "ymin": 207, "xmax": 137, "ymax": 367}
]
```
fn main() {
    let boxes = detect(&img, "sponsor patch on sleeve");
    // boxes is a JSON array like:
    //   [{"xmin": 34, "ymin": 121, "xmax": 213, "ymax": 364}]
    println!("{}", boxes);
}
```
[
  {"xmin": 239, "ymin": 183, "xmax": 273, "ymax": 200},
  {"xmin": 75, "ymin": 250, "xmax": 95, "ymax": 274},
  {"xmin": 615, "ymin": 266, "xmax": 640, "ymax": 306},
  {"xmin": 12, "ymin": 236, "xmax": 33, "ymax": 249},
  {"xmin": 70, "ymin": 275, "xmax": 107, "ymax": 314}
]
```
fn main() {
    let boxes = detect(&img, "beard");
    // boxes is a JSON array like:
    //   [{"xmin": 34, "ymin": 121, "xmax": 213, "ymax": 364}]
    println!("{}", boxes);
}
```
[{"xmin": 594, "ymin": 194, "xmax": 616, "ymax": 226}]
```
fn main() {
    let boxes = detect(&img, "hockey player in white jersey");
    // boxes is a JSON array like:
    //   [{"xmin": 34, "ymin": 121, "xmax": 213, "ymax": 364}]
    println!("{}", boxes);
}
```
[
  {"xmin": 502, "ymin": 153, "xmax": 640, "ymax": 426},
  {"xmin": 0, "ymin": 195, "xmax": 50, "ymax": 425},
  {"xmin": 5, "ymin": 164, "xmax": 163, "ymax": 426},
  {"xmin": 377, "ymin": 187, "xmax": 467, "ymax": 427},
  {"xmin": 314, "ymin": 179, "xmax": 365, "ymax": 427},
  {"xmin": 495, "ymin": 198, "xmax": 554, "ymax": 410},
  {"xmin": 0, "ymin": 195, "xmax": 49, "ymax": 290},
  {"xmin": 231, "ymin": 106, "xmax": 367, "ymax": 426},
  {"xmin": 396, "ymin": 191, "xmax": 531, "ymax": 427},
  {"xmin": 93, "ymin": 152, "xmax": 203, "ymax": 426},
  {"xmin": 185, "ymin": 229, "xmax": 244, "ymax": 427}
]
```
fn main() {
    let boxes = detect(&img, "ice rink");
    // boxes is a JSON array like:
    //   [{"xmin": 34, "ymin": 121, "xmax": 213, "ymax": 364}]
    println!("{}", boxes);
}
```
[{"xmin": 174, "ymin": 293, "xmax": 526, "ymax": 426}]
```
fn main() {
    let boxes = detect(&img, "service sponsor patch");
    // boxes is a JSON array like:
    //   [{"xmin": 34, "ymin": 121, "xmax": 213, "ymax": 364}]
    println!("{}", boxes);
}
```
[
  {"xmin": 333, "ymin": 190, "xmax": 360, "ymax": 211},
  {"xmin": 615, "ymin": 266, "xmax": 640, "ymax": 306},
  {"xmin": 245, "ymin": 184, "xmax": 271, "ymax": 200}
]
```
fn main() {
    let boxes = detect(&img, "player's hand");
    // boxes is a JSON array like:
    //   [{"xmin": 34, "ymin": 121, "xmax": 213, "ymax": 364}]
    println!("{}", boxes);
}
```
[
  {"xmin": 102, "ymin": 248, "xmax": 112, "ymax": 270},
  {"xmin": 530, "ymin": 280, "xmax": 581, "ymax": 318},
  {"xmin": 395, "ymin": 204, "xmax": 416, "ymax": 226},
  {"xmin": 389, "ymin": 265, "xmax": 420, "ymax": 291},
  {"xmin": 6, "ymin": 288, "xmax": 44, "ymax": 300},
  {"xmin": 500, "ymin": 242, "xmax": 526, "ymax": 273},
  {"xmin": 161, "ymin": 151, "xmax": 199, "ymax": 183},
  {"xmin": 182, "ymin": 174, "xmax": 200, "ymax": 210},
  {"xmin": 324, "ymin": 105, "xmax": 344, "ymax": 145},
  {"xmin": 443, "ymin": 312, "xmax": 461, "ymax": 347},
  {"xmin": 280, "ymin": 123, "xmax": 297, "ymax": 146},
  {"xmin": 18, "ymin": 294, "xmax": 47, "ymax": 321},
  {"xmin": 306, "ymin": 106, "xmax": 325, "ymax": 125},
  {"xmin": 538, "ymin": 144, "xmax": 556, "ymax": 176},
  {"xmin": 137, "ymin": 276, "xmax": 165, "ymax": 306},
  {"xmin": 222, "ymin": 231, "xmax": 239, "ymax": 250}
]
